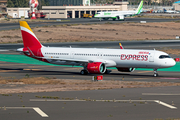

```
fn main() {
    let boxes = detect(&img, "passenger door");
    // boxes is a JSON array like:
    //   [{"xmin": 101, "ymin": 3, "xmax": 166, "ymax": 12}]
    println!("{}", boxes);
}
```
[
  {"xmin": 98, "ymin": 53, "xmax": 103, "ymax": 59},
  {"xmin": 149, "ymin": 52, "xmax": 155, "ymax": 62},
  {"xmin": 70, "ymin": 52, "xmax": 74, "ymax": 59}
]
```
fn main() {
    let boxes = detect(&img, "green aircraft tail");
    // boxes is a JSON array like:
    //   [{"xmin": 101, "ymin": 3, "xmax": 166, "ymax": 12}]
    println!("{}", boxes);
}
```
[{"xmin": 136, "ymin": 0, "xmax": 143, "ymax": 14}]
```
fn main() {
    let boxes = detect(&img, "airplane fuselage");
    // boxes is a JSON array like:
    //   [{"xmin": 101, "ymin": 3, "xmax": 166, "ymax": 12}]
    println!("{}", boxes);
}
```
[
  {"xmin": 18, "ymin": 21, "xmax": 176, "ymax": 76},
  {"xmin": 25, "ymin": 47, "xmax": 175, "ymax": 69},
  {"xmin": 94, "ymin": 0, "xmax": 143, "ymax": 20},
  {"xmin": 94, "ymin": 11, "xmax": 136, "ymax": 19}
]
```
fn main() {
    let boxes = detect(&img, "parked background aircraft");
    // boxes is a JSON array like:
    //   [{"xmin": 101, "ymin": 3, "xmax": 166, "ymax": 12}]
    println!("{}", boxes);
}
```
[
  {"xmin": 163, "ymin": 8, "xmax": 179, "ymax": 13},
  {"xmin": 17, "ymin": 21, "xmax": 176, "ymax": 77},
  {"xmin": 94, "ymin": 0, "xmax": 143, "ymax": 21}
]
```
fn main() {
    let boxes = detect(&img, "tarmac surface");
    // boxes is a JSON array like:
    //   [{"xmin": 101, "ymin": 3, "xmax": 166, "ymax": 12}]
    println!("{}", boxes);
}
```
[
  {"xmin": 0, "ymin": 60, "xmax": 180, "ymax": 82},
  {"xmin": 0, "ymin": 18, "xmax": 180, "ymax": 119},
  {"xmin": 0, "ymin": 17, "xmax": 180, "ymax": 31},
  {"xmin": 1, "ymin": 86, "xmax": 180, "ymax": 120},
  {"xmin": 0, "ymin": 41, "xmax": 180, "ymax": 119},
  {"xmin": 1, "ymin": 39, "xmax": 180, "ymax": 50}
]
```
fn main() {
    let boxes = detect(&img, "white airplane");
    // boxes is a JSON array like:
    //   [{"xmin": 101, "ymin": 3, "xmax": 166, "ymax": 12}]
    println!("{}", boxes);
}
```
[
  {"xmin": 163, "ymin": 8, "xmax": 179, "ymax": 13},
  {"xmin": 94, "ymin": 0, "xmax": 143, "ymax": 21},
  {"xmin": 17, "ymin": 21, "xmax": 176, "ymax": 77}
]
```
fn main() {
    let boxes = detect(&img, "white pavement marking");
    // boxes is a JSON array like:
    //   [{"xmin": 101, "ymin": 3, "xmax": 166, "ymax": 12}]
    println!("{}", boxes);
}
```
[
  {"xmin": 1, "ymin": 107, "xmax": 49, "ymax": 117},
  {"xmin": 30, "ymin": 99, "xmax": 155, "ymax": 102},
  {"xmin": 142, "ymin": 93, "xmax": 180, "ymax": 95},
  {"xmin": 33, "ymin": 108, "xmax": 49, "ymax": 117},
  {"xmin": 3, "ymin": 107, "xmax": 33, "ymax": 109},
  {"xmin": 154, "ymin": 101, "xmax": 177, "ymax": 109},
  {"xmin": 0, "ymin": 50, "xmax": 9, "ymax": 51},
  {"xmin": 30, "ymin": 99, "xmax": 86, "ymax": 102},
  {"xmin": 30, "ymin": 99, "xmax": 177, "ymax": 109}
]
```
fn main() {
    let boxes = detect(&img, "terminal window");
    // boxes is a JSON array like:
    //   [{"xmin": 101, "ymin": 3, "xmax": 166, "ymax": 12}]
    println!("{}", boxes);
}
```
[{"xmin": 48, "ymin": 0, "xmax": 83, "ymax": 6}]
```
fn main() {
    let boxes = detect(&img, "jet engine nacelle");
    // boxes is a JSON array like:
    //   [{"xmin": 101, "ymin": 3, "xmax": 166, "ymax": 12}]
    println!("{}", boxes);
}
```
[
  {"xmin": 87, "ymin": 62, "xmax": 106, "ymax": 74},
  {"xmin": 117, "ymin": 67, "xmax": 135, "ymax": 72}
]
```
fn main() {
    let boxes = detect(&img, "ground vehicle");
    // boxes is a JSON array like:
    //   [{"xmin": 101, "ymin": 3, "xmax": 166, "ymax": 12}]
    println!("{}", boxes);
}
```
[
  {"xmin": 83, "ymin": 14, "xmax": 92, "ymax": 18},
  {"xmin": 29, "ymin": 12, "xmax": 46, "ymax": 18},
  {"xmin": 39, "ymin": 12, "xmax": 46, "ymax": 18},
  {"xmin": 67, "ymin": 13, "xmax": 70, "ymax": 18}
]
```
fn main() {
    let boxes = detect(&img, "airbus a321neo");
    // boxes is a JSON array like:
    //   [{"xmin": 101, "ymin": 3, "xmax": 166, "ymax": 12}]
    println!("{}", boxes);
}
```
[{"xmin": 17, "ymin": 21, "xmax": 176, "ymax": 77}]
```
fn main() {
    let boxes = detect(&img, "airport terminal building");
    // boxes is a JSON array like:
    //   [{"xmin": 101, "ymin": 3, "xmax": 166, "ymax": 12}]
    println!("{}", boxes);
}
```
[
  {"xmin": 173, "ymin": 1, "xmax": 180, "ymax": 11},
  {"xmin": 7, "ymin": 0, "xmax": 129, "ymax": 19},
  {"xmin": 42, "ymin": 0, "xmax": 128, "ymax": 18}
]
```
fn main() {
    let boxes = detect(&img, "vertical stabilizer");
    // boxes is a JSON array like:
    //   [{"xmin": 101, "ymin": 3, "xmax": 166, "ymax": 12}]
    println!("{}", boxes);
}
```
[
  {"xmin": 19, "ymin": 21, "xmax": 42, "ymax": 49},
  {"xmin": 163, "ymin": 8, "xmax": 167, "ymax": 12},
  {"xmin": 119, "ymin": 43, "xmax": 124, "ymax": 49},
  {"xmin": 136, "ymin": 0, "xmax": 143, "ymax": 15}
]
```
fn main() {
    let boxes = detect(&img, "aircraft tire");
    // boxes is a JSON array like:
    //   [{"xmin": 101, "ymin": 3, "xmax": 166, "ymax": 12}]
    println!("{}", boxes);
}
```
[
  {"xmin": 104, "ymin": 69, "xmax": 111, "ymax": 74},
  {"xmin": 117, "ymin": 16, "xmax": 119, "ymax": 20},
  {"xmin": 153, "ymin": 73, "xmax": 158, "ymax": 77},
  {"xmin": 80, "ymin": 70, "xmax": 88, "ymax": 75}
]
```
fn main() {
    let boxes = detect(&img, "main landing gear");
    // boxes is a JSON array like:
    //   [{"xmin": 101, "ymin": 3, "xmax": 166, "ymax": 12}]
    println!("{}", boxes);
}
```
[
  {"xmin": 153, "ymin": 68, "xmax": 158, "ymax": 77},
  {"xmin": 80, "ymin": 69, "xmax": 88, "ymax": 75},
  {"xmin": 80, "ymin": 69, "xmax": 111, "ymax": 75}
]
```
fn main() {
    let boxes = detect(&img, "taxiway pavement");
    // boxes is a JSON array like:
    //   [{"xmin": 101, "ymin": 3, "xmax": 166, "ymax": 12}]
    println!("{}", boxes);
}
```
[
  {"xmin": 1, "ymin": 86, "xmax": 180, "ymax": 120},
  {"xmin": 0, "ymin": 19, "xmax": 180, "ymax": 119},
  {"xmin": 0, "ymin": 17, "xmax": 180, "ymax": 31},
  {"xmin": 0, "ymin": 61, "xmax": 180, "ymax": 82}
]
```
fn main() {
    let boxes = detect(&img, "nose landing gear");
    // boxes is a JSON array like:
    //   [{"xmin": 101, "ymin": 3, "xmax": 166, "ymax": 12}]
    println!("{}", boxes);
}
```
[{"xmin": 153, "ymin": 69, "xmax": 158, "ymax": 77}]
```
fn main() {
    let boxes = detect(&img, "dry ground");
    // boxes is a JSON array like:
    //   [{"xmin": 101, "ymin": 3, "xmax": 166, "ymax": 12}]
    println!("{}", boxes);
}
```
[
  {"xmin": 1, "ymin": 22, "xmax": 180, "ymax": 44},
  {"xmin": 0, "ymin": 77, "xmax": 180, "ymax": 94}
]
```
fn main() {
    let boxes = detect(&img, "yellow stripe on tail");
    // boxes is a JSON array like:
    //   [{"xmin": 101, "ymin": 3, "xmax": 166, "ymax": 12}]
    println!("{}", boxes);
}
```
[{"xmin": 19, "ymin": 21, "xmax": 33, "ymax": 33}]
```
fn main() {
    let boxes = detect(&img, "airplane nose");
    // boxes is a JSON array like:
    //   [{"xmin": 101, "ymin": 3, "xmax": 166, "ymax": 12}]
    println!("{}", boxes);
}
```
[
  {"xmin": 173, "ymin": 59, "xmax": 176, "ymax": 66},
  {"xmin": 170, "ymin": 59, "xmax": 176, "ymax": 67}
]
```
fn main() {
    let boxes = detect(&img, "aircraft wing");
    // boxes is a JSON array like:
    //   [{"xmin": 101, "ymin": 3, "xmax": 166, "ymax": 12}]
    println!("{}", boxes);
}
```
[
  {"xmin": 42, "ymin": 56, "xmax": 89, "ymax": 63},
  {"xmin": 40, "ymin": 56, "xmax": 117, "ymax": 67}
]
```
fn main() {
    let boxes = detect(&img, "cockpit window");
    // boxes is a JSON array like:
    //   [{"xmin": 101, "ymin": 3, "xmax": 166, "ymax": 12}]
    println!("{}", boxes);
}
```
[{"xmin": 159, "ymin": 55, "xmax": 171, "ymax": 59}]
